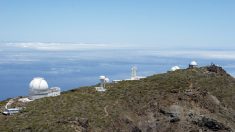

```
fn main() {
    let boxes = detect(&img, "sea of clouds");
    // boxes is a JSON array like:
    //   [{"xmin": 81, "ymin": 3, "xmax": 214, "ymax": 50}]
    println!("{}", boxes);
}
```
[{"xmin": 2, "ymin": 42, "xmax": 235, "ymax": 61}]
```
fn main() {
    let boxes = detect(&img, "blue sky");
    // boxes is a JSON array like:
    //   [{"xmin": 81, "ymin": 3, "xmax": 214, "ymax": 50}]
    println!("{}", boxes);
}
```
[{"xmin": 0, "ymin": 0, "xmax": 235, "ymax": 48}]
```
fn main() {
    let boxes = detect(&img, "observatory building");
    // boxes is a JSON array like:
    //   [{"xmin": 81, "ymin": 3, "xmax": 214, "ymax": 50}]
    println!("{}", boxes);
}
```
[
  {"xmin": 113, "ymin": 66, "xmax": 145, "ymax": 83},
  {"xmin": 170, "ymin": 66, "xmax": 180, "ymax": 71},
  {"xmin": 29, "ymin": 77, "xmax": 61, "ymax": 100},
  {"xmin": 131, "ymin": 66, "xmax": 138, "ymax": 80},
  {"xmin": 95, "ymin": 76, "xmax": 109, "ymax": 92},
  {"xmin": 126, "ymin": 66, "xmax": 145, "ymax": 80},
  {"xmin": 189, "ymin": 61, "xmax": 198, "ymax": 68}
]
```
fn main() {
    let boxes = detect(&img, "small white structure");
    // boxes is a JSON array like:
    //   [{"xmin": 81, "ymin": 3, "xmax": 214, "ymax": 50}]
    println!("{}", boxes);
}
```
[
  {"xmin": 112, "ymin": 66, "xmax": 145, "ymax": 83},
  {"xmin": 112, "ymin": 80, "xmax": 122, "ymax": 83},
  {"xmin": 189, "ymin": 61, "xmax": 198, "ymax": 68},
  {"xmin": 3, "ymin": 108, "xmax": 21, "ymax": 115},
  {"xmin": 128, "ymin": 66, "xmax": 145, "ymax": 80},
  {"xmin": 47, "ymin": 87, "xmax": 61, "ymax": 97},
  {"xmin": 18, "ymin": 98, "xmax": 32, "ymax": 103},
  {"xmin": 170, "ymin": 66, "xmax": 180, "ymax": 71},
  {"xmin": 95, "ymin": 76, "xmax": 109, "ymax": 92},
  {"xmin": 2, "ymin": 99, "xmax": 22, "ymax": 115},
  {"xmin": 131, "ymin": 66, "xmax": 138, "ymax": 80},
  {"xmin": 29, "ymin": 77, "xmax": 61, "ymax": 100}
]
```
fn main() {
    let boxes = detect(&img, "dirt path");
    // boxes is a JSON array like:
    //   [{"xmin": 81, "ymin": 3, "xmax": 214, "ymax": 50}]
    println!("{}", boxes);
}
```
[{"xmin": 104, "ymin": 106, "xmax": 109, "ymax": 117}]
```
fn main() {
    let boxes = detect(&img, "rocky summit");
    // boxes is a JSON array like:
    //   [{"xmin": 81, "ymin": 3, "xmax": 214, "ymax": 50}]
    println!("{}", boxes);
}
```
[{"xmin": 0, "ymin": 65, "xmax": 234, "ymax": 132}]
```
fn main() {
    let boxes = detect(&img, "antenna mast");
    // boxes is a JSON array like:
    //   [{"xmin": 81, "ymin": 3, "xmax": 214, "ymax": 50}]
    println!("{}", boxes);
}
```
[{"xmin": 131, "ymin": 66, "xmax": 137, "ymax": 80}]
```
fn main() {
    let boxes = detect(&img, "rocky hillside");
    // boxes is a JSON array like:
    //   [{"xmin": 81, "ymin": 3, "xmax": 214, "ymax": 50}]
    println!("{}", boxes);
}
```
[{"xmin": 0, "ymin": 65, "xmax": 234, "ymax": 132}]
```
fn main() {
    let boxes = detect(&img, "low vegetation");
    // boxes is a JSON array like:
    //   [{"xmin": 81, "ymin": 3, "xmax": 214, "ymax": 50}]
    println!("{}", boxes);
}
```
[{"xmin": 0, "ymin": 65, "xmax": 234, "ymax": 131}]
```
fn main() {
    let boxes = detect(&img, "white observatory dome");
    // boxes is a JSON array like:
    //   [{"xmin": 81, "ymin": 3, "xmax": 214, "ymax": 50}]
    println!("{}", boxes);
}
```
[
  {"xmin": 99, "ymin": 76, "xmax": 106, "ymax": 80},
  {"xmin": 29, "ymin": 77, "xmax": 49, "ymax": 90},
  {"xmin": 171, "ymin": 66, "xmax": 180, "ymax": 71},
  {"xmin": 190, "ymin": 61, "xmax": 198, "ymax": 66}
]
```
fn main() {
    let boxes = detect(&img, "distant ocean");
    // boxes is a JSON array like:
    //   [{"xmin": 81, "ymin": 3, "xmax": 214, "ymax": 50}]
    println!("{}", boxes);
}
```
[{"xmin": 1, "ymin": 43, "xmax": 235, "ymax": 101}]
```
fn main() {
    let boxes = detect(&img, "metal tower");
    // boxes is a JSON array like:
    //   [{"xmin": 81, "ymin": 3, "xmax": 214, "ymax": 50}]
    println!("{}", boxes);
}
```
[{"xmin": 131, "ymin": 66, "xmax": 137, "ymax": 80}]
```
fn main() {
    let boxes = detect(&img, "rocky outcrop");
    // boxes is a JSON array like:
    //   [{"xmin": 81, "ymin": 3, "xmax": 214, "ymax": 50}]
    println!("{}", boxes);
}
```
[
  {"xmin": 187, "ymin": 111, "xmax": 231, "ymax": 131},
  {"xmin": 206, "ymin": 64, "xmax": 229, "ymax": 76},
  {"xmin": 57, "ymin": 117, "xmax": 89, "ymax": 132},
  {"xmin": 159, "ymin": 105, "xmax": 182, "ymax": 123}
]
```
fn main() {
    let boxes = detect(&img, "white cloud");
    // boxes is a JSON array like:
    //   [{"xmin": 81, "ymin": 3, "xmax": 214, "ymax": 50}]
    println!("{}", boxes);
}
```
[
  {"xmin": 4, "ymin": 42, "xmax": 128, "ymax": 51},
  {"xmin": 1, "ymin": 42, "xmax": 235, "ymax": 65},
  {"xmin": 147, "ymin": 50, "xmax": 235, "ymax": 60}
]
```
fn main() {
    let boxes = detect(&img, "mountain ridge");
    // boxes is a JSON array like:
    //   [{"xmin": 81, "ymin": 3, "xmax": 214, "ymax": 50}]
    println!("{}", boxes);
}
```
[{"xmin": 0, "ymin": 65, "xmax": 234, "ymax": 132}]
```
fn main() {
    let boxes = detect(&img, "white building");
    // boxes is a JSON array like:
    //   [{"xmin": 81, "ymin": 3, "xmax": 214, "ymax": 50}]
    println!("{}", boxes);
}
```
[
  {"xmin": 131, "ymin": 66, "xmax": 138, "ymax": 80},
  {"xmin": 95, "ymin": 76, "xmax": 109, "ymax": 92},
  {"xmin": 18, "ymin": 98, "xmax": 33, "ymax": 103},
  {"xmin": 112, "ymin": 80, "xmax": 122, "ymax": 83},
  {"xmin": 3, "ymin": 98, "xmax": 22, "ymax": 115},
  {"xmin": 128, "ymin": 66, "xmax": 145, "ymax": 80},
  {"xmin": 189, "ymin": 61, "xmax": 198, "ymax": 68},
  {"xmin": 3, "ymin": 108, "xmax": 21, "ymax": 115},
  {"xmin": 29, "ymin": 77, "xmax": 61, "ymax": 100},
  {"xmin": 112, "ymin": 66, "xmax": 146, "ymax": 83},
  {"xmin": 170, "ymin": 66, "xmax": 180, "ymax": 71}
]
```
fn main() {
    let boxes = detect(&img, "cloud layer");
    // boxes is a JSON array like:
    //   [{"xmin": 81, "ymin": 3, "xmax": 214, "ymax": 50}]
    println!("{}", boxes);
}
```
[
  {"xmin": 3, "ymin": 42, "xmax": 127, "ymax": 51},
  {"xmin": 1, "ymin": 42, "xmax": 235, "ymax": 65}
]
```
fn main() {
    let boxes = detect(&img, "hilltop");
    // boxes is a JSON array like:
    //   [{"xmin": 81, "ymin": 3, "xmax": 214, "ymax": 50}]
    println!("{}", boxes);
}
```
[{"xmin": 0, "ymin": 65, "xmax": 234, "ymax": 132}]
